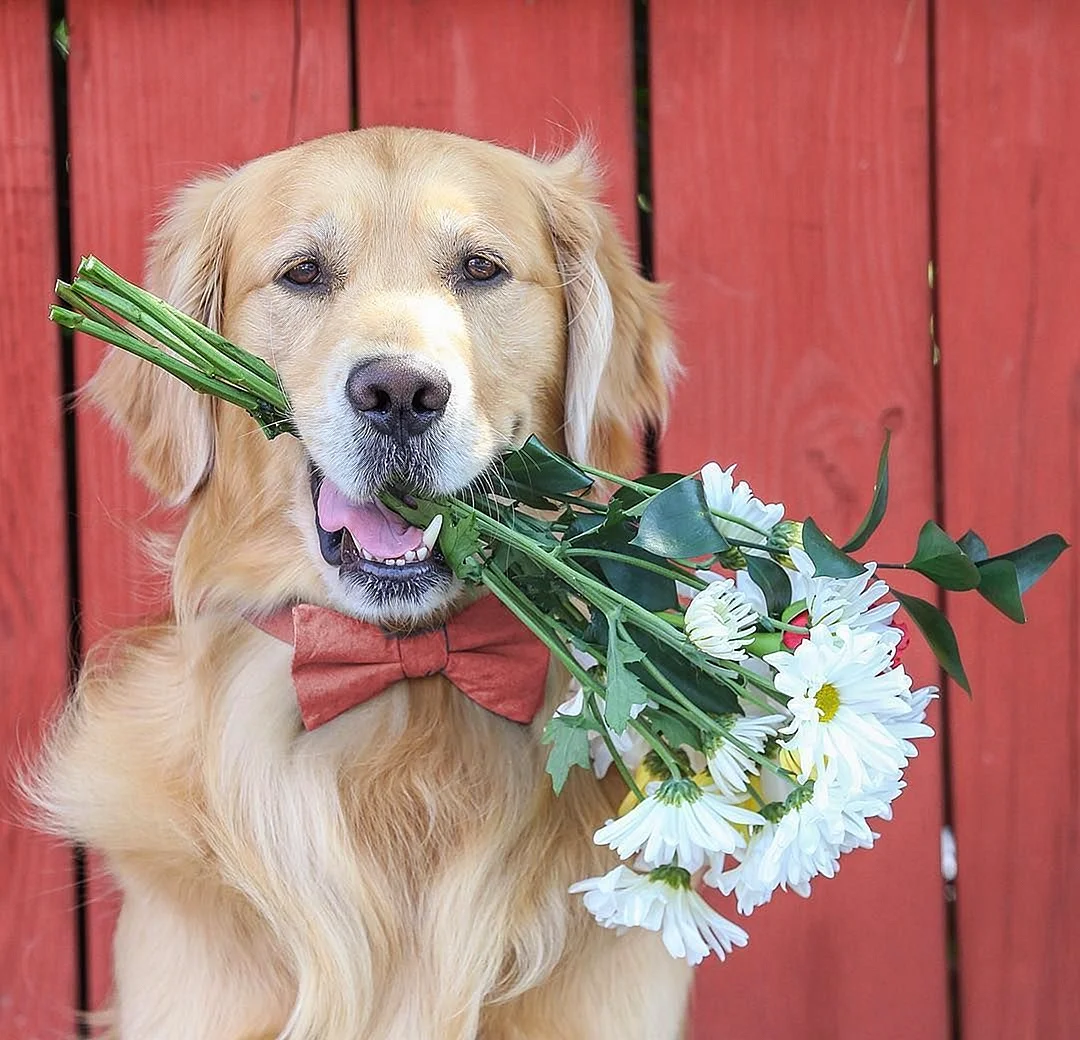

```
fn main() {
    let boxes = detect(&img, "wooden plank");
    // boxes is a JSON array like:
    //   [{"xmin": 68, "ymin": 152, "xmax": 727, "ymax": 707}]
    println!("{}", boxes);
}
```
[
  {"xmin": 935, "ymin": 4, "xmax": 1080, "ymax": 1038},
  {"xmin": 357, "ymin": 0, "xmax": 637, "ymax": 239},
  {"xmin": 65, "ymin": 0, "xmax": 351, "ymax": 1010},
  {"xmin": 0, "ymin": 1, "xmax": 76, "ymax": 1036},
  {"xmin": 650, "ymin": 4, "xmax": 950, "ymax": 1037}
]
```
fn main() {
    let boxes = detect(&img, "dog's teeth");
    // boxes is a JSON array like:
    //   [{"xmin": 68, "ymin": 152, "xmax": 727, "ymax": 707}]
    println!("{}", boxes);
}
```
[
  {"xmin": 360, "ymin": 547, "xmax": 375, "ymax": 561},
  {"xmin": 393, "ymin": 557, "xmax": 406, "ymax": 567},
  {"xmin": 403, "ymin": 549, "xmax": 418, "ymax": 563},
  {"xmin": 415, "ymin": 544, "xmax": 430, "ymax": 562},
  {"xmin": 421, "ymin": 514, "xmax": 444, "ymax": 550}
]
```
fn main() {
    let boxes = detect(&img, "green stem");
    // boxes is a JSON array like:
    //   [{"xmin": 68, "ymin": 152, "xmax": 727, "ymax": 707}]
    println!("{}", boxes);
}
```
[
  {"xmin": 49, "ymin": 308, "xmax": 266, "ymax": 413},
  {"xmin": 630, "ymin": 718, "xmax": 684, "ymax": 779},
  {"xmin": 562, "ymin": 548, "xmax": 705, "ymax": 588},
  {"xmin": 572, "ymin": 462, "xmax": 659, "ymax": 496},
  {"xmin": 709, "ymin": 511, "xmax": 770, "ymax": 538},
  {"xmin": 585, "ymin": 690, "xmax": 644, "ymax": 802},
  {"xmin": 758, "ymin": 617, "xmax": 811, "ymax": 635},
  {"xmin": 77, "ymin": 257, "xmax": 289, "ymax": 406}
]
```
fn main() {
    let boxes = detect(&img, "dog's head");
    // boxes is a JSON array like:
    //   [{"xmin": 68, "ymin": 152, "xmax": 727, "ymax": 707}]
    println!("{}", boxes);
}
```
[{"xmin": 92, "ymin": 128, "xmax": 674, "ymax": 627}]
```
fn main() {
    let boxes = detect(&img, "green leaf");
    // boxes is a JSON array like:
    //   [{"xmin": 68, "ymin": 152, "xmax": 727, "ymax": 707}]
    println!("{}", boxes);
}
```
[
  {"xmin": 841, "ymin": 431, "xmax": 891, "ymax": 552},
  {"xmin": 629, "ymin": 631, "xmax": 740, "ymax": 717},
  {"xmin": 907, "ymin": 521, "xmax": 981, "ymax": 591},
  {"xmin": 893, "ymin": 590, "xmax": 970, "ymax": 693},
  {"xmin": 541, "ymin": 715, "xmax": 592, "ymax": 793},
  {"xmin": 647, "ymin": 707, "xmax": 702, "ymax": 754},
  {"xmin": 986, "ymin": 533, "xmax": 1068, "ymax": 594},
  {"xmin": 745, "ymin": 556, "xmax": 793, "ymax": 617},
  {"xmin": 498, "ymin": 436, "xmax": 593, "ymax": 498},
  {"xmin": 957, "ymin": 529, "xmax": 989, "ymax": 563},
  {"xmin": 565, "ymin": 515, "xmax": 678, "ymax": 611},
  {"xmin": 604, "ymin": 624, "xmax": 652, "ymax": 732},
  {"xmin": 439, "ymin": 514, "xmax": 483, "ymax": 582},
  {"xmin": 611, "ymin": 473, "xmax": 683, "ymax": 517},
  {"xmin": 974, "ymin": 559, "xmax": 1026, "ymax": 623},
  {"xmin": 802, "ymin": 517, "xmax": 864, "ymax": 577},
  {"xmin": 632, "ymin": 477, "xmax": 731, "ymax": 559}
]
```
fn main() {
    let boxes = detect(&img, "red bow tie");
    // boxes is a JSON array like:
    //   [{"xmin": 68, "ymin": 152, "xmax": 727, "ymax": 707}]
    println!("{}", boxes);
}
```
[{"xmin": 254, "ymin": 594, "xmax": 550, "ymax": 730}]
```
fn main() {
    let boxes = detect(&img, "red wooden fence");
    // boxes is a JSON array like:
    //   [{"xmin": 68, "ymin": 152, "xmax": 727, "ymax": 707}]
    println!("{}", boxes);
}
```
[{"xmin": 1, "ymin": 2, "xmax": 1077, "ymax": 1038}]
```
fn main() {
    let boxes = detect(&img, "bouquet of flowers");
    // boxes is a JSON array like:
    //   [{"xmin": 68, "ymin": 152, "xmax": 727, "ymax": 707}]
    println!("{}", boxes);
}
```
[{"xmin": 53, "ymin": 257, "xmax": 1068, "ymax": 966}]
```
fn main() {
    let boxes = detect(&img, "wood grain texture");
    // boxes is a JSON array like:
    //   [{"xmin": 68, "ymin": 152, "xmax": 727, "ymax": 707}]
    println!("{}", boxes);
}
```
[
  {"xmin": 649, "ymin": 3, "xmax": 950, "ymax": 1037},
  {"xmin": 357, "ymin": 0, "xmax": 637, "ymax": 240},
  {"xmin": 65, "ymin": 0, "xmax": 351, "ymax": 1009},
  {"xmin": 935, "ymin": 4, "xmax": 1080, "ymax": 1038},
  {"xmin": 0, "ymin": 1, "xmax": 75, "ymax": 1036}
]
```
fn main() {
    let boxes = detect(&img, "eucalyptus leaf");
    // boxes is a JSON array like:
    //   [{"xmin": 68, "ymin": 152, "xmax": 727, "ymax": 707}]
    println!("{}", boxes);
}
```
[
  {"xmin": 745, "ymin": 556, "xmax": 793, "ymax": 618},
  {"xmin": 632, "ymin": 477, "xmax": 731, "ymax": 558},
  {"xmin": 629, "ymin": 631, "xmax": 740, "ymax": 717},
  {"xmin": 985, "ymin": 534, "xmax": 1068, "ymax": 594},
  {"xmin": 611, "ymin": 473, "xmax": 683, "ymax": 517},
  {"xmin": 841, "ymin": 431, "xmax": 891, "ymax": 552},
  {"xmin": 566, "ymin": 515, "xmax": 678, "ymax": 611},
  {"xmin": 957, "ymin": 529, "xmax": 989, "ymax": 563},
  {"xmin": 907, "ymin": 521, "xmax": 981, "ymax": 591},
  {"xmin": 498, "ymin": 436, "xmax": 593, "ymax": 497},
  {"xmin": 803, "ymin": 517, "xmax": 864, "ymax": 578},
  {"xmin": 893, "ymin": 590, "xmax": 970, "ymax": 693},
  {"xmin": 975, "ymin": 559, "xmax": 1025, "ymax": 623},
  {"xmin": 541, "ymin": 715, "xmax": 592, "ymax": 793}
]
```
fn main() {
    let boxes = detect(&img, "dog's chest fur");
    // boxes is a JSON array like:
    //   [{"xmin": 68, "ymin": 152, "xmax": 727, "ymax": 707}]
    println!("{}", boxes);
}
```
[{"xmin": 47, "ymin": 616, "xmax": 616, "ymax": 1036}]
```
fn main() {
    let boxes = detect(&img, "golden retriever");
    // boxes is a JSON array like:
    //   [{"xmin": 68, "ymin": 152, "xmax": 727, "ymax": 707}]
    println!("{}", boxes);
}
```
[{"xmin": 33, "ymin": 127, "xmax": 691, "ymax": 1039}]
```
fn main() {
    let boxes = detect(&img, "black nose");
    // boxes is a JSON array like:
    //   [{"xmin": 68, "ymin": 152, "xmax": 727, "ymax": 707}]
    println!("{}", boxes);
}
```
[{"xmin": 345, "ymin": 357, "xmax": 452, "ymax": 442}]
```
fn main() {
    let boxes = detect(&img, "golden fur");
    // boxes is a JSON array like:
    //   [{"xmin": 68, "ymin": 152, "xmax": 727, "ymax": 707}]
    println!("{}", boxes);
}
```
[{"xmin": 31, "ymin": 128, "xmax": 691, "ymax": 1038}]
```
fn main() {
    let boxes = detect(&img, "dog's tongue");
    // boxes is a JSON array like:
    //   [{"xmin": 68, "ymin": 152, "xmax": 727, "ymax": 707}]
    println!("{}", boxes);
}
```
[{"xmin": 317, "ymin": 479, "xmax": 424, "ymax": 558}]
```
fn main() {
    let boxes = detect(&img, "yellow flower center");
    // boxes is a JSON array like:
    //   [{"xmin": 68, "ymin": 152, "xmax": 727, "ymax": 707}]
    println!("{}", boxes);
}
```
[{"xmin": 814, "ymin": 682, "xmax": 841, "ymax": 722}]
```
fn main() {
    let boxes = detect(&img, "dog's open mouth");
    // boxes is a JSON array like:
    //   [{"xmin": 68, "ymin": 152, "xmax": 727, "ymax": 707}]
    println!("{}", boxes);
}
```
[{"xmin": 310, "ymin": 468, "xmax": 451, "ymax": 596}]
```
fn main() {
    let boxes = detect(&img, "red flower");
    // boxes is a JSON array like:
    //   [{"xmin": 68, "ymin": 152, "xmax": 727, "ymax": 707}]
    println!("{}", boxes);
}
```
[
  {"xmin": 782, "ymin": 611, "xmax": 811, "ymax": 650},
  {"xmin": 890, "ymin": 617, "xmax": 911, "ymax": 668}
]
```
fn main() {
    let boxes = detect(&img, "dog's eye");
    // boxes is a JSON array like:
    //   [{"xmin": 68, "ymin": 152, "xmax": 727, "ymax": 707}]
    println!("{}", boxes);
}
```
[
  {"xmin": 462, "ymin": 254, "xmax": 504, "ymax": 282},
  {"xmin": 282, "ymin": 260, "xmax": 322, "ymax": 286}
]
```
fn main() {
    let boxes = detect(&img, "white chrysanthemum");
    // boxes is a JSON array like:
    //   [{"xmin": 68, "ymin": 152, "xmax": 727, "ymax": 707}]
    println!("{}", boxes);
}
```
[
  {"xmin": 881, "ymin": 685, "xmax": 937, "ymax": 757},
  {"xmin": 704, "ymin": 713, "xmax": 788, "ymax": 797},
  {"xmin": 594, "ymin": 778, "xmax": 764, "ymax": 872},
  {"xmin": 765, "ymin": 626, "xmax": 910, "ymax": 793},
  {"xmin": 736, "ymin": 547, "xmax": 901, "ymax": 645},
  {"xmin": 706, "ymin": 785, "xmax": 834, "ymax": 915},
  {"xmin": 700, "ymin": 462, "xmax": 785, "ymax": 546},
  {"xmin": 788, "ymin": 547, "xmax": 900, "ymax": 636},
  {"xmin": 685, "ymin": 578, "xmax": 759, "ymax": 661},
  {"xmin": 570, "ymin": 864, "xmax": 749, "ymax": 965}
]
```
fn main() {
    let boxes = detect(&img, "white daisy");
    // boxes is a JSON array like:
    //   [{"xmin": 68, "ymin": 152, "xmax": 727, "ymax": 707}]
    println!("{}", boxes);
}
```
[
  {"xmin": 593, "ymin": 777, "xmax": 764, "ymax": 872},
  {"xmin": 881, "ymin": 685, "xmax": 937, "ymax": 757},
  {"xmin": 789, "ymin": 547, "xmax": 900, "ymax": 635},
  {"xmin": 765, "ymin": 626, "xmax": 910, "ymax": 793},
  {"xmin": 570, "ymin": 864, "xmax": 749, "ymax": 965},
  {"xmin": 704, "ymin": 712, "xmax": 788, "ymax": 797},
  {"xmin": 685, "ymin": 578, "xmax": 759, "ymax": 661},
  {"xmin": 700, "ymin": 462, "xmax": 785, "ymax": 547},
  {"xmin": 707, "ymin": 784, "xmax": 835, "ymax": 915}
]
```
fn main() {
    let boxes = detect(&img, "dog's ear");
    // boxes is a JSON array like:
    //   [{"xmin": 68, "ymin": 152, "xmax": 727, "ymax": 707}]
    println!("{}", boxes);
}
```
[
  {"xmin": 89, "ymin": 171, "xmax": 234, "ymax": 505},
  {"xmin": 538, "ymin": 143, "xmax": 676, "ymax": 475}
]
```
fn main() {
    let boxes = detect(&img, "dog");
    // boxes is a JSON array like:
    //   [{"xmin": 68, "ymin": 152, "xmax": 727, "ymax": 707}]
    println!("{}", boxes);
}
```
[{"xmin": 32, "ymin": 127, "xmax": 692, "ymax": 1039}]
